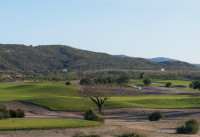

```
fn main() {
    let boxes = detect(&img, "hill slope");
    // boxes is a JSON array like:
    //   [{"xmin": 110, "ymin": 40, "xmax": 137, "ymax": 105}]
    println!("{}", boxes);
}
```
[{"xmin": 0, "ymin": 44, "xmax": 199, "ymax": 72}]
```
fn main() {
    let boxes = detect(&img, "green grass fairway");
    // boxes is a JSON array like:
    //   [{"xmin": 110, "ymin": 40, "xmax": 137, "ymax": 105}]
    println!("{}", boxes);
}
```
[
  {"xmin": 25, "ymin": 95, "xmax": 200, "ymax": 111},
  {"xmin": 0, "ymin": 82, "xmax": 200, "ymax": 111},
  {"xmin": 0, "ymin": 82, "xmax": 80, "ymax": 102},
  {"xmin": 131, "ymin": 79, "xmax": 192, "ymax": 90},
  {"xmin": 0, "ymin": 119, "xmax": 101, "ymax": 130}
]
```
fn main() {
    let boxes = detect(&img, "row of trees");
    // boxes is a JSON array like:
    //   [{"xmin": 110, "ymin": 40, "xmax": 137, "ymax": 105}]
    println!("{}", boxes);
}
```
[
  {"xmin": 85, "ymin": 70, "xmax": 200, "ymax": 80},
  {"xmin": 0, "ymin": 72, "xmax": 79, "ymax": 83},
  {"xmin": 80, "ymin": 76, "xmax": 130, "ymax": 86}
]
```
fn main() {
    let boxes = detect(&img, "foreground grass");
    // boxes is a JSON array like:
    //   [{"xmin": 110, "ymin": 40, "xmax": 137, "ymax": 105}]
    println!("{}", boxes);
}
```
[{"xmin": 0, "ymin": 119, "xmax": 101, "ymax": 130}]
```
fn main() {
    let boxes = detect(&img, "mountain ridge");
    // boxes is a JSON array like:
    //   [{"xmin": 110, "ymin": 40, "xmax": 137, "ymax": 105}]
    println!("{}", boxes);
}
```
[{"xmin": 0, "ymin": 44, "xmax": 199, "ymax": 73}]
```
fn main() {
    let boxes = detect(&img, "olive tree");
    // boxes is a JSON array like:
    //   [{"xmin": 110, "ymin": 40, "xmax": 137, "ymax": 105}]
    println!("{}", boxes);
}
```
[
  {"xmin": 143, "ymin": 78, "xmax": 151, "ymax": 85},
  {"xmin": 190, "ymin": 80, "xmax": 200, "ymax": 90},
  {"xmin": 81, "ymin": 84, "xmax": 112, "ymax": 113}
]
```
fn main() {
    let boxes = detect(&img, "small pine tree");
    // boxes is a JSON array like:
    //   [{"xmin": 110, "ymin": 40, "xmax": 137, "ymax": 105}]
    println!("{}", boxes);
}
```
[
  {"xmin": 165, "ymin": 82, "xmax": 172, "ymax": 87},
  {"xmin": 143, "ymin": 78, "xmax": 151, "ymax": 85}
]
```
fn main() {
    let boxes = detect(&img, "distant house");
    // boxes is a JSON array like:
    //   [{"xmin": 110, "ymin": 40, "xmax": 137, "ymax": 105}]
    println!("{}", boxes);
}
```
[
  {"xmin": 16, "ymin": 74, "xmax": 24, "ymax": 78},
  {"xmin": 161, "ymin": 68, "xmax": 165, "ymax": 72},
  {"xmin": 63, "ymin": 69, "xmax": 68, "ymax": 72}
]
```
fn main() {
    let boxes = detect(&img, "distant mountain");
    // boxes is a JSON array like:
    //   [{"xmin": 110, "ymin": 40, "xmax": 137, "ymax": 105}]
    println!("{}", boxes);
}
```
[
  {"xmin": 148, "ymin": 57, "xmax": 178, "ymax": 62},
  {"xmin": 194, "ymin": 64, "xmax": 200, "ymax": 67},
  {"xmin": 0, "ymin": 44, "xmax": 199, "ymax": 73},
  {"xmin": 115, "ymin": 54, "xmax": 128, "ymax": 58}
]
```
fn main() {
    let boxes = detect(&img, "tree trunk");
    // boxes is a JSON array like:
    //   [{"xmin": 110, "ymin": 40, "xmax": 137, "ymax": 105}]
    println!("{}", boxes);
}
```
[{"xmin": 98, "ymin": 103, "xmax": 104, "ymax": 113}]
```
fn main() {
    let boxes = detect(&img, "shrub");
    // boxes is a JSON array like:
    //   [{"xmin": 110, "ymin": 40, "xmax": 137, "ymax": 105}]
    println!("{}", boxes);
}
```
[
  {"xmin": 9, "ymin": 109, "xmax": 25, "ymax": 118},
  {"xmin": 143, "ymin": 78, "xmax": 151, "ymax": 85},
  {"xmin": 0, "ymin": 104, "xmax": 9, "ymax": 119},
  {"xmin": 190, "ymin": 80, "xmax": 200, "ymax": 90},
  {"xmin": 16, "ymin": 109, "xmax": 25, "ymax": 118},
  {"xmin": 177, "ymin": 119, "xmax": 199, "ymax": 134},
  {"xmin": 83, "ymin": 109, "xmax": 104, "ymax": 122},
  {"xmin": 189, "ymin": 83, "xmax": 194, "ymax": 89},
  {"xmin": 149, "ymin": 111, "xmax": 164, "ymax": 121},
  {"xmin": 117, "ymin": 131, "xmax": 146, "ymax": 137},
  {"xmin": 116, "ymin": 75, "xmax": 130, "ymax": 86},
  {"xmin": 72, "ymin": 132, "xmax": 100, "ymax": 137},
  {"xmin": 65, "ymin": 81, "xmax": 71, "ymax": 85},
  {"xmin": 9, "ymin": 109, "xmax": 17, "ymax": 118},
  {"xmin": 165, "ymin": 82, "xmax": 172, "ymax": 87}
]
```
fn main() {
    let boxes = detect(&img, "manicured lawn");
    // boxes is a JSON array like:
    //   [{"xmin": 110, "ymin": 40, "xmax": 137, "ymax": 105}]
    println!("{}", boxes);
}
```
[
  {"xmin": 0, "ymin": 82, "xmax": 200, "ymax": 111},
  {"xmin": 0, "ymin": 82, "xmax": 80, "ymax": 102},
  {"xmin": 24, "ymin": 95, "xmax": 200, "ymax": 111},
  {"xmin": 0, "ymin": 119, "xmax": 101, "ymax": 130},
  {"xmin": 25, "ymin": 97, "xmax": 97, "ymax": 111}
]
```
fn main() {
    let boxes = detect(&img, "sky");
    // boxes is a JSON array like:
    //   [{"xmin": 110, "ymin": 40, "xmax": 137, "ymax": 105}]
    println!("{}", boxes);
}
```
[{"xmin": 0, "ymin": 0, "xmax": 200, "ymax": 63}]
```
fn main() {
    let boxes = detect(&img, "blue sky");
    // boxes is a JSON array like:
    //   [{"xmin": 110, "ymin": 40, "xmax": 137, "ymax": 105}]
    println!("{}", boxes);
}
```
[{"xmin": 0, "ymin": 0, "xmax": 200, "ymax": 63}]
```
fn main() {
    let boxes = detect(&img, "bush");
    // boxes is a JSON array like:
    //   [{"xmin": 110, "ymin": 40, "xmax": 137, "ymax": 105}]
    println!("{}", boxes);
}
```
[
  {"xmin": 65, "ymin": 81, "xmax": 71, "ymax": 85},
  {"xmin": 143, "ymin": 78, "xmax": 151, "ymax": 85},
  {"xmin": 189, "ymin": 83, "xmax": 194, "ymax": 89},
  {"xmin": 190, "ymin": 80, "xmax": 200, "ymax": 90},
  {"xmin": 84, "ymin": 109, "xmax": 104, "ymax": 122},
  {"xmin": 9, "ymin": 109, "xmax": 25, "ymax": 118},
  {"xmin": 72, "ymin": 132, "xmax": 100, "ymax": 137},
  {"xmin": 177, "ymin": 119, "xmax": 199, "ymax": 134},
  {"xmin": 16, "ymin": 109, "xmax": 25, "ymax": 118},
  {"xmin": 165, "ymin": 82, "xmax": 172, "ymax": 87},
  {"xmin": 117, "ymin": 131, "xmax": 146, "ymax": 137},
  {"xmin": 149, "ymin": 111, "xmax": 164, "ymax": 121},
  {"xmin": 9, "ymin": 109, "xmax": 17, "ymax": 118},
  {"xmin": 0, "ymin": 104, "xmax": 9, "ymax": 119}
]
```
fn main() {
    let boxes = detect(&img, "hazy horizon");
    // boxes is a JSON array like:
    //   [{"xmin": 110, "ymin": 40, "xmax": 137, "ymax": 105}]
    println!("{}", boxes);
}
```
[{"xmin": 1, "ymin": 0, "xmax": 200, "ymax": 64}]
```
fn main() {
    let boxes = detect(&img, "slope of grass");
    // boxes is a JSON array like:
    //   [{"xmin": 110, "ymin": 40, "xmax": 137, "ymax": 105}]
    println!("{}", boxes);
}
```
[
  {"xmin": 0, "ymin": 82, "xmax": 80, "ymax": 102},
  {"xmin": 25, "ymin": 97, "xmax": 97, "ymax": 111},
  {"xmin": 0, "ymin": 119, "xmax": 101, "ymax": 130}
]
